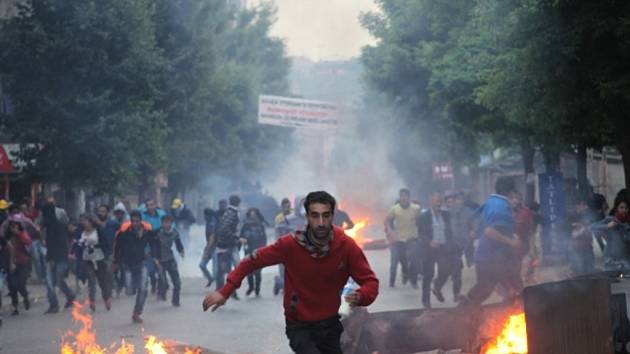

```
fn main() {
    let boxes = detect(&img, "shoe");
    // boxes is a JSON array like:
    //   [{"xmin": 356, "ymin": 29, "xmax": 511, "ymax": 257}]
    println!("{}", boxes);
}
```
[
  {"xmin": 205, "ymin": 279, "xmax": 214, "ymax": 288},
  {"xmin": 172, "ymin": 301, "xmax": 180, "ymax": 307},
  {"xmin": 64, "ymin": 295, "xmax": 76, "ymax": 309},
  {"xmin": 105, "ymin": 299, "xmax": 112, "ymax": 311},
  {"xmin": 23, "ymin": 298, "xmax": 30, "ymax": 311},
  {"xmin": 132, "ymin": 313, "xmax": 143, "ymax": 324},
  {"xmin": 232, "ymin": 292, "xmax": 240, "ymax": 301},
  {"xmin": 44, "ymin": 307, "xmax": 59, "ymax": 314},
  {"xmin": 245, "ymin": 288, "xmax": 254, "ymax": 296},
  {"xmin": 422, "ymin": 300, "xmax": 432, "ymax": 309},
  {"xmin": 89, "ymin": 302, "xmax": 96, "ymax": 313},
  {"xmin": 433, "ymin": 289, "xmax": 445, "ymax": 303},
  {"xmin": 11, "ymin": 309, "xmax": 18, "ymax": 316}
]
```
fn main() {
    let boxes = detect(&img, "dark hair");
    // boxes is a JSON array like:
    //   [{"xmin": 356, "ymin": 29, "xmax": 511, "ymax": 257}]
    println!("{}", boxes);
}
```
[
  {"xmin": 162, "ymin": 215, "xmax": 174, "ymax": 223},
  {"xmin": 304, "ymin": 191, "xmax": 336, "ymax": 214},
  {"xmin": 495, "ymin": 176, "xmax": 516, "ymax": 196},
  {"xmin": 589, "ymin": 193, "xmax": 607, "ymax": 211},
  {"xmin": 229, "ymin": 195, "xmax": 241, "ymax": 207},
  {"xmin": 129, "ymin": 210, "xmax": 142, "ymax": 220},
  {"xmin": 219, "ymin": 199, "xmax": 227, "ymax": 206},
  {"xmin": 281, "ymin": 198, "xmax": 291, "ymax": 206},
  {"xmin": 399, "ymin": 188, "xmax": 410, "ymax": 196},
  {"xmin": 98, "ymin": 204, "xmax": 110, "ymax": 212},
  {"xmin": 246, "ymin": 207, "xmax": 263, "ymax": 221},
  {"xmin": 8, "ymin": 220, "xmax": 24, "ymax": 232},
  {"xmin": 79, "ymin": 213, "xmax": 98, "ymax": 228},
  {"xmin": 611, "ymin": 194, "xmax": 629, "ymax": 216}
]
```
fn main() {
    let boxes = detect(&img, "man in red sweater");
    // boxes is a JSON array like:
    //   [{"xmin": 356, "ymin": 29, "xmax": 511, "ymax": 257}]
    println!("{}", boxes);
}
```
[{"xmin": 203, "ymin": 191, "xmax": 379, "ymax": 353}]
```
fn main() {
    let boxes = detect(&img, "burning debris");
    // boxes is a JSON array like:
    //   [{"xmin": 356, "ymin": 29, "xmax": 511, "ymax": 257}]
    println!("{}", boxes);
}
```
[
  {"xmin": 481, "ymin": 313, "xmax": 527, "ymax": 354},
  {"xmin": 60, "ymin": 302, "xmax": 206, "ymax": 354}
]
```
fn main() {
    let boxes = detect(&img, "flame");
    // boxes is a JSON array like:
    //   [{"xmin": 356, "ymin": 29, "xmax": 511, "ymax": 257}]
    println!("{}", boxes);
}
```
[
  {"xmin": 345, "ymin": 219, "xmax": 368, "ymax": 245},
  {"xmin": 482, "ymin": 313, "xmax": 528, "ymax": 354},
  {"xmin": 60, "ymin": 302, "xmax": 203, "ymax": 354}
]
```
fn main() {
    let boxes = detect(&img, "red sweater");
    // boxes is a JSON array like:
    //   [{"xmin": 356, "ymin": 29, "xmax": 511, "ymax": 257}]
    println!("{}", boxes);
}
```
[
  {"xmin": 10, "ymin": 231, "xmax": 32, "ymax": 265},
  {"xmin": 219, "ymin": 226, "xmax": 379, "ymax": 322}
]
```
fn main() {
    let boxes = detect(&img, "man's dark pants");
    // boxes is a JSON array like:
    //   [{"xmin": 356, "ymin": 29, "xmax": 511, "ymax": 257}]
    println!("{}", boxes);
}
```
[
  {"xmin": 465, "ymin": 260, "xmax": 520, "ymax": 305},
  {"xmin": 285, "ymin": 316, "xmax": 343, "ymax": 354},
  {"xmin": 390, "ymin": 239, "xmax": 421, "ymax": 287},
  {"xmin": 158, "ymin": 260, "xmax": 181, "ymax": 304},
  {"xmin": 431, "ymin": 248, "xmax": 464, "ymax": 301}
]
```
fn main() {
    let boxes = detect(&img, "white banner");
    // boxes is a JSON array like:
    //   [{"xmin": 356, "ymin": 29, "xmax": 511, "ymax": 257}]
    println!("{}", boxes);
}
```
[{"xmin": 258, "ymin": 95, "xmax": 338, "ymax": 130}]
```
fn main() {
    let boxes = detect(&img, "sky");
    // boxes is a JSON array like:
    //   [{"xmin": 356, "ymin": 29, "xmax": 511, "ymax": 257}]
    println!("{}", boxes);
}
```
[{"xmin": 252, "ymin": 0, "xmax": 379, "ymax": 61}]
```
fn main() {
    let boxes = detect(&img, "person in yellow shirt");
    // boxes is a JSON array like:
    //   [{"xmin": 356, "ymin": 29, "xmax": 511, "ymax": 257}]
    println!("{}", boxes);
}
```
[{"xmin": 384, "ymin": 188, "xmax": 422, "ymax": 288}]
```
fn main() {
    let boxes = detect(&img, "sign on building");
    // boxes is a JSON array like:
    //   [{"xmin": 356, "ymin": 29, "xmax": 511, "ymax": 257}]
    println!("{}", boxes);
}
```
[
  {"xmin": 432, "ymin": 162, "xmax": 454, "ymax": 181},
  {"xmin": 258, "ymin": 95, "xmax": 338, "ymax": 130}
]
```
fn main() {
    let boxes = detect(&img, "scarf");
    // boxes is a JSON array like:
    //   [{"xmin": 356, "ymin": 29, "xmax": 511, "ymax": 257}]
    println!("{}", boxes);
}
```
[{"xmin": 293, "ymin": 228, "xmax": 334, "ymax": 259}]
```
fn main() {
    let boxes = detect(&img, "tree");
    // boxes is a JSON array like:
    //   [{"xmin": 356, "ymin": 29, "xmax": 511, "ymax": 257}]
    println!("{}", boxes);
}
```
[{"xmin": 0, "ymin": 0, "xmax": 167, "ymax": 194}]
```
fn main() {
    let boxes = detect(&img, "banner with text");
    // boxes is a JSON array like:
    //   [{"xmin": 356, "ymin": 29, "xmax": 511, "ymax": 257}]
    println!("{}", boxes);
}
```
[{"xmin": 258, "ymin": 95, "xmax": 338, "ymax": 130}]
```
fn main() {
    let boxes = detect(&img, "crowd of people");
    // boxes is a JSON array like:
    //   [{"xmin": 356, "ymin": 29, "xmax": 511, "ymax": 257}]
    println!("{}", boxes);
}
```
[
  {"xmin": 0, "ymin": 195, "xmax": 203, "ymax": 325},
  {"xmin": 1, "ymin": 179, "xmax": 628, "ymax": 331},
  {"xmin": 384, "ymin": 177, "xmax": 630, "ymax": 309}
]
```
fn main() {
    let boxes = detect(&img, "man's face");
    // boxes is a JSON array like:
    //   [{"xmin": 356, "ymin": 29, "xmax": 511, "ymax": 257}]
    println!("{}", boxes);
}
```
[
  {"xmin": 282, "ymin": 201, "xmax": 291, "ymax": 215},
  {"xmin": 399, "ymin": 192, "xmax": 410, "ymax": 207},
  {"xmin": 455, "ymin": 195, "xmax": 465, "ymax": 209},
  {"xmin": 306, "ymin": 203, "xmax": 333, "ymax": 240},
  {"xmin": 431, "ymin": 194, "xmax": 443, "ymax": 210},
  {"xmin": 131, "ymin": 217, "xmax": 142, "ymax": 230},
  {"xmin": 147, "ymin": 200, "xmax": 157, "ymax": 213},
  {"xmin": 97, "ymin": 207, "xmax": 109, "ymax": 221},
  {"xmin": 114, "ymin": 210, "xmax": 125, "ymax": 221},
  {"xmin": 445, "ymin": 197, "xmax": 455, "ymax": 210},
  {"xmin": 162, "ymin": 219, "xmax": 172, "ymax": 231},
  {"xmin": 219, "ymin": 202, "xmax": 227, "ymax": 211},
  {"xmin": 509, "ymin": 192, "xmax": 522, "ymax": 210}
]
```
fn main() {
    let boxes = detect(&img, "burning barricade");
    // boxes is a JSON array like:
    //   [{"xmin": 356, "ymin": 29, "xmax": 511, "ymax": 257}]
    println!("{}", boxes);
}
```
[{"xmin": 60, "ymin": 302, "xmax": 213, "ymax": 354}]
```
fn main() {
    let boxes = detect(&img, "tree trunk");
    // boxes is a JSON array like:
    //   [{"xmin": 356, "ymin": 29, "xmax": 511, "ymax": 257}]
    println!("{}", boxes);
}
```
[
  {"xmin": 576, "ymin": 143, "xmax": 589, "ymax": 194},
  {"xmin": 521, "ymin": 139, "xmax": 536, "ymax": 205}
]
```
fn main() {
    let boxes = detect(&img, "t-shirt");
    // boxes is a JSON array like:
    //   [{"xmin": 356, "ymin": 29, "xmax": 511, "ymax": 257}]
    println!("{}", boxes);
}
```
[
  {"xmin": 387, "ymin": 203, "xmax": 421, "ymax": 241},
  {"xmin": 474, "ymin": 195, "xmax": 515, "ymax": 262}
]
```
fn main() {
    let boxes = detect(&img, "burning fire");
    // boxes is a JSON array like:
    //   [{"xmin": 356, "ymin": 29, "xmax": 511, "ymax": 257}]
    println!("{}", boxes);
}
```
[
  {"xmin": 482, "ymin": 313, "xmax": 528, "ymax": 354},
  {"xmin": 61, "ymin": 302, "xmax": 202, "ymax": 354},
  {"xmin": 345, "ymin": 219, "xmax": 368, "ymax": 245}
]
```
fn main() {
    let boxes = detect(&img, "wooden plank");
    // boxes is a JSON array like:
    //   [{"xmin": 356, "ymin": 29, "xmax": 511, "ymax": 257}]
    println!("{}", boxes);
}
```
[{"xmin": 523, "ymin": 277, "xmax": 614, "ymax": 354}]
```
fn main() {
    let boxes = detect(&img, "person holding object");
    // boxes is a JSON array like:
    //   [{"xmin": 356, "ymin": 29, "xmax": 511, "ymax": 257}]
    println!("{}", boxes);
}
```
[{"xmin": 202, "ymin": 191, "xmax": 379, "ymax": 354}]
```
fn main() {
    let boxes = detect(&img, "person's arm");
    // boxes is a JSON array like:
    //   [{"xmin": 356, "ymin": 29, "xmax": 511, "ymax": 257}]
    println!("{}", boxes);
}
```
[
  {"xmin": 18, "ymin": 231, "xmax": 32, "ymax": 246},
  {"xmin": 346, "ymin": 240, "xmax": 379, "ymax": 307},
  {"xmin": 175, "ymin": 232, "xmax": 184, "ymax": 257},
  {"xmin": 203, "ymin": 237, "xmax": 289, "ymax": 311},
  {"xmin": 589, "ymin": 217, "xmax": 616, "ymax": 234},
  {"xmin": 344, "ymin": 213, "xmax": 355, "ymax": 230},
  {"xmin": 484, "ymin": 226, "xmax": 518, "ymax": 247},
  {"xmin": 112, "ymin": 232, "xmax": 123, "ymax": 265}
]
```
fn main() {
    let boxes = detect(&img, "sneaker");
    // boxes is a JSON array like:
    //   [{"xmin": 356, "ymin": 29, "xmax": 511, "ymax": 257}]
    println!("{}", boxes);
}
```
[
  {"xmin": 205, "ymin": 279, "xmax": 214, "ymax": 288},
  {"xmin": 23, "ymin": 298, "xmax": 30, "ymax": 311},
  {"xmin": 245, "ymin": 288, "xmax": 254, "ymax": 296},
  {"xmin": 231, "ymin": 292, "xmax": 240, "ymax": 301},
  {"xmin": 44, "ymin": 307, "xmax": 59, "ymax": 314},
  {"xmin": 132, "ymin": 313, "xmax": 143, "ymax": 324},
  {"xmin": 64, "ymin": 295, "xmax": 76, "ymax": 309},
  {"xmin": 105, "ymin": 299, "xmax": 112, "ymax": 311},
  {"xmin": 11, "ymin": 309, "xmax": 19, "ymax": 316},
  {"xmin": 432, "ymin": 289, "xmax": 445, "ymax": 303}
]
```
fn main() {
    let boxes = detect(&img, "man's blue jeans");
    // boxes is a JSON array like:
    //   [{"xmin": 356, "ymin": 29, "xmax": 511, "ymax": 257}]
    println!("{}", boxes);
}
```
[
  {"xmin": 46, "ymin": 260, "xmax": 74, "ymax": 308},
  {"xmin": 125, "ymin": 264, "xmax": 148, "ymax": 315}
]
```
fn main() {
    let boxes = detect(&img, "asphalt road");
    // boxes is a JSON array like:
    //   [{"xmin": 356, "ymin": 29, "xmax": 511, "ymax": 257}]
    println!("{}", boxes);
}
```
[{"xmin": 0, "ymin": 226, "xmax": 482, "ymax": 354}]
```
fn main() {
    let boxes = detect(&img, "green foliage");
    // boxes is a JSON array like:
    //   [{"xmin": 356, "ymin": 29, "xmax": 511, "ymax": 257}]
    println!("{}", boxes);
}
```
[{"xmin": 0, "ymin": 0, "xmax": 291, "ymax": 194}]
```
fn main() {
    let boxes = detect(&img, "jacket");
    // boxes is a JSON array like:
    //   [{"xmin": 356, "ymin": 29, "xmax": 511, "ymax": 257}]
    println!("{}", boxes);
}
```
[
  {"xmin": 240, "ymin": 220, "xmax": 267, "ymax": 253},
  {"xmin": 219, "ymin": 226, "xmax": 379, "ymax": 322},
  {"xmin": 417, "ymin": 209, "xmax": 455, "ymax": 253},
  {"xmin": 113, "ymin": 225, "xmax": 154, "ymax": 267},
  {"xmin": 217, "ymin": 206, "xmax": 239, "ymax": 249}
]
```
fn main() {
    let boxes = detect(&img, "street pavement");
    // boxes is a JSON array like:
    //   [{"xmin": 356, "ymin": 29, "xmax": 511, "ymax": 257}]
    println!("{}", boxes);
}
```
[{"xmin": 0, "ymin": 226, "xmax": 486, "ymax": 354}]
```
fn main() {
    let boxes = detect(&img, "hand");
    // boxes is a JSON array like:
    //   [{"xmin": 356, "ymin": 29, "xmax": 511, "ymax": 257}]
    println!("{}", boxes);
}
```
[
  {"xmin": 386, "ymin": 230, "xmax": 398, "ymax": 243},
  {"xmin": 344, "ymin": 291, "xmax": 362, "ymax": 307},
  {"xmin": 202, "ymin": 292, "xmax": 227, "ymax": 312},
  {"xmin": 509, "ymin": 237, "xmax": 522, "ymax": 249},
  {"xmin": 609, "ymin": 221, "xmax": 618, "ymax": 229}
]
